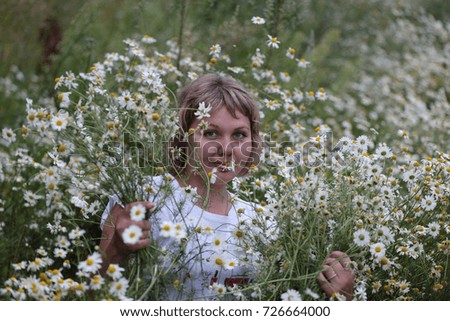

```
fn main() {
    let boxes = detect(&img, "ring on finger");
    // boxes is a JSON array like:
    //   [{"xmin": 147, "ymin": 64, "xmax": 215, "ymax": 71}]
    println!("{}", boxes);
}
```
[{"xmin": 328, "ymin": 273, "xmax": 337, "ymax": 280}]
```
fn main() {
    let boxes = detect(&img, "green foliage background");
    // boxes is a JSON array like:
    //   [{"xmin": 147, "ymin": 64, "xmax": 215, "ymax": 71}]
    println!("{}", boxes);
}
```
[{"xmin": 2, "ymin": 0, "xmax": 448, "ymax": 127}]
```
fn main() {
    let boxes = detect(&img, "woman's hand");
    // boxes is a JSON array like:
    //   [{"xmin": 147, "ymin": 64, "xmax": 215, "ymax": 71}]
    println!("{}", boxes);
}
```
[
  {"xmin": 317, "ymin": 251, "xmax": 354, "ymax": 300},
  {"xmin": 99, "ymin": 201, "xmax": 154, "ymax": 273}
]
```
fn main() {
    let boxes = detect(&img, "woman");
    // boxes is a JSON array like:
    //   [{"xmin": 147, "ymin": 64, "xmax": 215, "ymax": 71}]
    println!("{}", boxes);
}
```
[{"xmin": 99, "ymin": 73, "xmax": 354, "ymax": 300}]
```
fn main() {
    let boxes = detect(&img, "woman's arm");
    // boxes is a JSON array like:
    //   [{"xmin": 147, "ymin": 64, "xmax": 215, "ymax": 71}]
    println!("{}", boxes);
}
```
[
  {"xmin": 317, "ymin": 251, "xmax": 355, "ymax": 300},
  {"xmin": 99, "ymin": 201, "xmax": 154, "ymax": 275}
]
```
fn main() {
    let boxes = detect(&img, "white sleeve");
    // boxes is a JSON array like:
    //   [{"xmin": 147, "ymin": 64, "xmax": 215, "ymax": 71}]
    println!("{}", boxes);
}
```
[{"xmin": 100, "ymin": 195, "xmax": 124, "ymax": 230}]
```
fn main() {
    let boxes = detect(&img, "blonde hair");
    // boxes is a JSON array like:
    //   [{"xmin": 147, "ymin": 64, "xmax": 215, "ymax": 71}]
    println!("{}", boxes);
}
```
[{"xmin": 171, "ymin": 73, "xmax": 261, "ymax": 174}]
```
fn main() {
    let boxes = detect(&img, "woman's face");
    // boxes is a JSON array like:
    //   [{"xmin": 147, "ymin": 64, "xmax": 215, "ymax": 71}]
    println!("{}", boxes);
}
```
[{"xmin": 187, "ymin": 106, "xmax": 254, "ymax": 185}]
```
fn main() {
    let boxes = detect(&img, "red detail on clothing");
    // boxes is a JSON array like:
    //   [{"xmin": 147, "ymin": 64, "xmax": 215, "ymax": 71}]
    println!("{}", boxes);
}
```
[{"xmin": 224, "ymin": 277, "xmax": 249, "ymax": 287}]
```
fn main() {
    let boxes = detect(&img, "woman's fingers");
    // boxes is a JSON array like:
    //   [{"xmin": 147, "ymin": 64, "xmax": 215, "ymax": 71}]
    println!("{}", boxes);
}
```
[{"xmin": 125, "ymin": 201, "xmax": 155, "ymax": 213}]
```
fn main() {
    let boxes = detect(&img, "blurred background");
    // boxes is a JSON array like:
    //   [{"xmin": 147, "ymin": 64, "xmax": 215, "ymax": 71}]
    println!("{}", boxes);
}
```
[{"xmin": 1, "ymin": 0, "xmax": 449, "ymax": 127}]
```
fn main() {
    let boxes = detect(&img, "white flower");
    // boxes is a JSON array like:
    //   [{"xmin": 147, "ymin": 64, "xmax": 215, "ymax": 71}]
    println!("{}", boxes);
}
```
[
  {"xmin": 251, "ymin": 16, "xmax": 266, "ymax": 24},
  {"xmin": 53, "ymin": 248, "xmax": 67, "ymax": 259},
  {"xmin": 370, "ymin": 242, "xmax": 386, "ymax": 261},
  {"xmin": 78, "ymin": 252, "xmax": 103, "ymax": 274},
  {"xmin": 142, "ymin": 35, "xmax": 157, "ymax": 44},
  {"xmin": 353, "ymin": 228, "xmax": 371, "ymax": 247},
  {"xmin": 223, "ymin": 257, "xmax": 239, "ymax": 270},
  {"xmin": 375, "ymin": 144, "xmax": 392, "ymax": 159},
  {"xmin": 109, "ymin": 277, "xmax": 129, "ymax": 297},
  {"xmin": 51, "ymin": 113, "xmax": 69, "ymax": 131},
  {"xmin": 208, "ymin": 167, "xmax": 218, "ymax": 184},
  {"xmin": 106, "ymin": 264, "xmax": 125, "ymax": 280},
  {"xmin": 2, "ymin": 128, "xmax": 16, "ymax": 145},
  {"xmin": 68, "ymin": 227, "xmax": 85, "ymax": 239},
  {"xmin": 23, "ymin": 190, "xmax": 42, "ymax": 207},
  {"xmin": 210, "ymin": 282, "xmax": 227, "ymax": 296},
  {"xmin": 122, "ymin": 225, "xmax": 143, "ymax": 244},
  {"xmin": 159, "ymin": 221, "xmax": 175, "ymax": 238},
  {"xmin": 266, "ymin": 35, "xmax": 280, "ymax": 49},
  {"xmin": 427, "ymin": 221, "xmax": 440, "ymax": 238},
  {"xmin": 130, "ymin": 204, "xmax": 146, "ymax": 221},
  {"xmin": 296, "ymin": 58, "xmax": 310, "ymax": 68},
  {"xmin": 420, "ymin": 195, "xmax": 437, "ymax": 211},
  {"xmin": 286, "ymin": 47, "xmax": 296, "ymax": 59},
  {"xmin": 281, "ymin": 289, "xmax": 302, "ymax": 301},
  {"xmin": 194, "ymin": 102, "xmax": 212, "ymax": 119},
  {"xmin": 57, "ymin": 92, "xmax": 71, "ymax": 108},
  {"xmin": 209, "ymin": 44, "xmax": 221, "ymax": 58}
]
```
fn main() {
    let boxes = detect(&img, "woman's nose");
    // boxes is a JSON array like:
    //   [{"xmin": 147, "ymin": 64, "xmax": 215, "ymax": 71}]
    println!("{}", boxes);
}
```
[{"xmin": 217, "ymin": 138, "xmax": 237, "ymax": 157}]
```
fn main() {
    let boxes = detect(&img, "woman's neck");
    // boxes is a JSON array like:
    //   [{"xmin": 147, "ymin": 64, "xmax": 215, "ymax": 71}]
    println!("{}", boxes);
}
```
[{"xmin": 176, "ymin": 172, "xmax": 231, "ymax": 216}]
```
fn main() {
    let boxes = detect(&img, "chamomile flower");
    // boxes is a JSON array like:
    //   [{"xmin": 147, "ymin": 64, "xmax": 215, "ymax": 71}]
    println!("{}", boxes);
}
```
[
  {"xmin": 57, "ymin": 92, "xmax": 71, "ymax": 108},
  {"xmin": 160, "ymin": 221, "xmax": 175, "ymax": 238},
  {"xmin": 375, "ymin": 144, "xmax": 393, "ymax": 159},
  {"xmin": 427, "ymin": 222, "xmax": 440, "ymax": 238},
  {"xmin": 209, "ymin": 44, "xmax": 221, "ymax": 58},
  {"xmin": 122, "ymin": 225, "xmax": 143, "ymax": 244},
  {"xmin": 53, "ymin": 248, "xmax": 67, "ymax": 259},
  {"xmin": 420, "ymin": 195, "xmax": 437, "ymax": 211},
  {"xmin": 296, "ymin": 58, "xmax": 310, "ymax": 68},
  {"xmin": 2, "ymin": 128, "xmax": 16, "ymax": 145},
  {"xmin": 210, "ymin": 282, "xmax": 227, "ymax": 296},
  {"xmin": 223, "ymin": 257, "xmax": 239, "ymax": 270},
  {"xmin": 251, "ymin": 16, "xmax": 266, "ymax": 24},
  {"xmin": 266, "ymin": 35, "xmax": 280, "ymax": 49},
  {"xmin": 286, "ymin": 47, "xmax": 296, "ymax": 59},
  {"xmin": 208, "ymin": 167, "xmax": 218, "ymax": 184},
  {"xmin": 130, "ymin": 204, "xmax": 146, "ymax": 221},
  {"xmin": 194, "ymin": 102, "xmax": 212, "ymax": 119},
  {"xmin": 281, "ymin": 289, "xmax": 302, "ymax": 301},
  {"xmin": 109, "ymin": 277, "xmax": 129, "ymax": 297},
  {"xmin": 77, "ymin": 252, "xmax": 102, "ymax": 274},
  {"xmin": 370, "ymin": 242, "xmax": 386, "ymax": 261},
  {"xmin": 68, "ymin": 227, "xmax": 85, "ymax": 239},
  {"xmin": 353, "ymin": 228, "xmax": 371, "ymax": 247},
  {"xmin": 106, "ymin": 264, "xmax": 125, "ymax": 280}
]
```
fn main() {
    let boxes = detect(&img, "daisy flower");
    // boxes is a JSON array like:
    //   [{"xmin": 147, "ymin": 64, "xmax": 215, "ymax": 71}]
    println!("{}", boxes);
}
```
[
  {"xmin": 194, "ymin": 102, "xmax": 212, "ymax": 119},
  {"xmin": 130, "ymin": 204, "xmax": 146, "ymax": 221},
  {"xmin": 266, "ymin": 35, "xmax": 280, "ymax": 49},
  {"xmin": 57, "ymin": 92, "xmax": 71, "ymax": 108},
  {"xmin": 68, "ymin": 227, "xmax": 85, "ymax": 239},
  {"xmin": 296, "ymin": 58, "xmax": 310, "ymax": 68},
  {"xmin": 353, "ymin": 228, "xmax": 371, "ymax": 247},
  {"xmin": 223, "ymin": 257, "xmax": 239, "ymax": 270},
  {"xmin": 53, "ymin": 248, "xmax": 67, "ymax": 259},
  {"xmin": 286, "ymin": 47, "xmax": 296, "ymax": 59},
  {"xmin": 427, "ymin": 221, "xmax": 440, "ymax": 238},
  {"xmin": 420, "ymin": 195, "xmax": 437, "ymax": 211},
  {"xmin": 210, "ymin": 282, "xmax": 227, "ymax": 296},
  {"xmin": 106, "ymin": 264, "xmax": 125, "ymax": 280},
  {"xmin": 209, "ymin": 44, "xmax": 221, "ymax": 58},
  {"xmin": 160, "ymin": 221, "xmax": 175, "ymax": 238},
  {"xmin": 109, "ymin": 277, "xmax": 129, "ymax": 297},
  {"xmin": 90, "ymin": 275, "xmax": 105, "ymax": 290},
  {"xmin": 315, "ymin": 88, "xmax": 327, "ymax": 101},
  {"xmin": 251, "ymin": 16, "xmax": 265, "ymax": 24},
  {"xmin": 281, "ymin": 289, "xmax": 302, "ymax": 301},
  {"xmin": 2, "ymin": 128, "xmax": 16, "ymax": 145},
  {"xmin": 77, "ymin": 252, "xmax": 103, "ymax": 274},
  {"xmin": 375, "ymin": 144, "xmax": 393, "ymax": 159},
  {"xmin": 370, "ymin": 242, "xmax": 386, "ymax": 260},
  {"xmin": 122, "ymin": 225, "xmax": 143, "ymax": 244},
  {"xmin": 211, "ymin": 232, "xmax": 226, "ymax": 249},
  {"xmin": 208, "ymin": 167, "xmax": 218, "ymax": 184}
]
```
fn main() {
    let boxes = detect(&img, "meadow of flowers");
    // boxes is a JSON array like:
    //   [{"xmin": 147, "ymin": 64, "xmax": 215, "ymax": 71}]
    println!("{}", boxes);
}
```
[{"xmin": 0, "ymin": 1, "xmax": 449, "ymax": 300}]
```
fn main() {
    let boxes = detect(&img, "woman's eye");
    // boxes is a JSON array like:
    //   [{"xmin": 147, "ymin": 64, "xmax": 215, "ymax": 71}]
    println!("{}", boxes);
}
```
[
  {"xmin": 203, "ymin": 130, "xmax": 217, "ymax": 138},
  {"xmin": 234, "ymin": 131, "xmax": 247, "ymax": 139}
]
